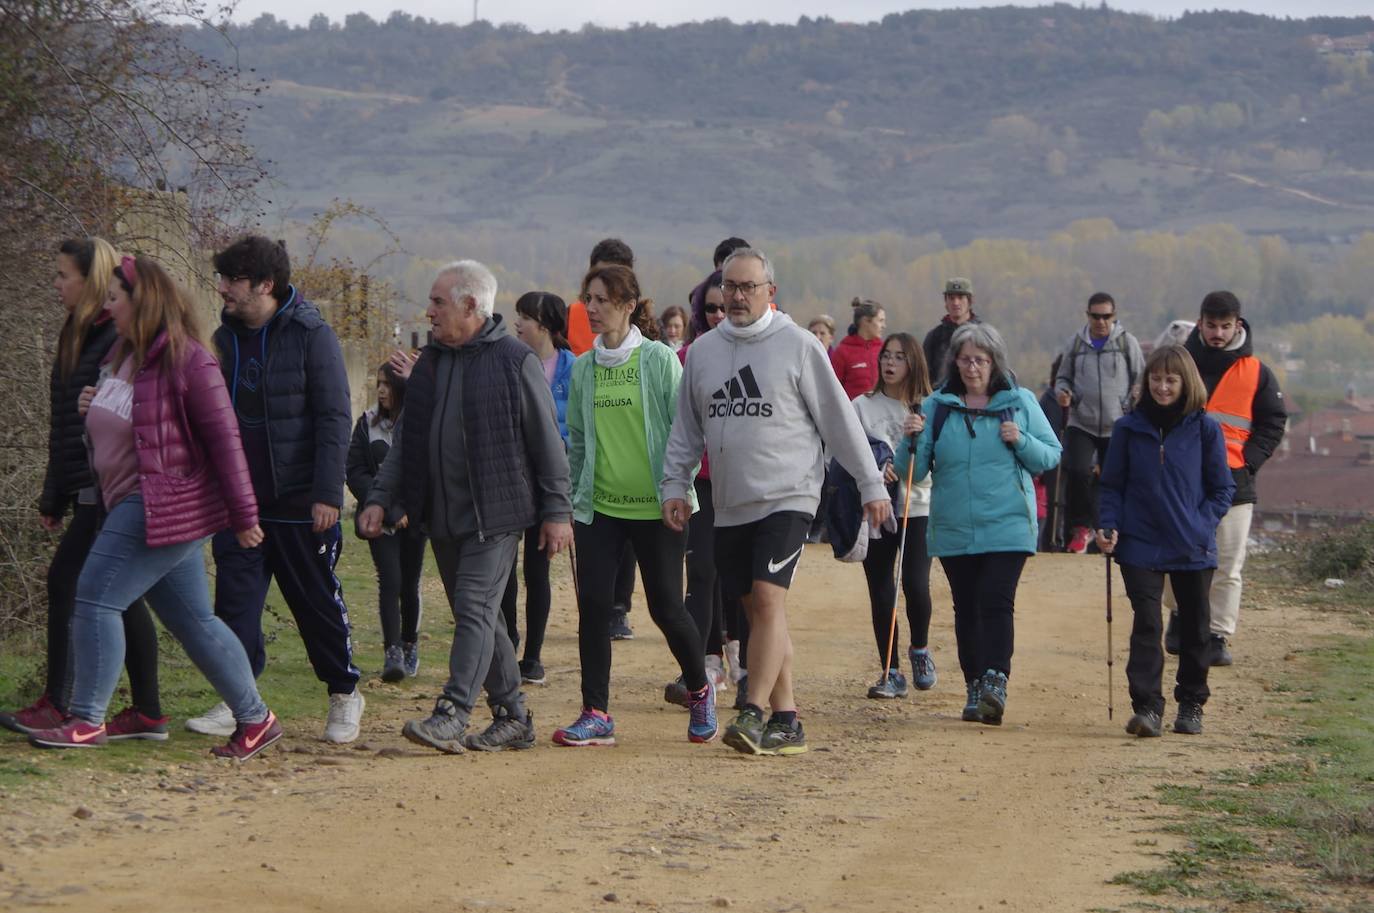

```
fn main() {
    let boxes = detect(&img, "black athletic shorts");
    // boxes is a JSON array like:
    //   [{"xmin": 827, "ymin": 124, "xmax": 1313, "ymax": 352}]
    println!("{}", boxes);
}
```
[{"xmin": 714, "ymin": 511, "xmax": 812, "ymax": 600}]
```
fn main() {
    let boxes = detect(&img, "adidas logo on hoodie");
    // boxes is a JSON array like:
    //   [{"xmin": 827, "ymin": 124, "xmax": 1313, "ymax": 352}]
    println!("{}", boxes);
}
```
[{"xmin": 709, "ymin": 365, "xmax": 774, "ymax": 418}]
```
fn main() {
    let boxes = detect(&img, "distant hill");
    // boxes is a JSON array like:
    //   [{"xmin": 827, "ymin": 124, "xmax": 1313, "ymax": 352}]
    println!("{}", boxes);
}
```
[{"xmin": 183, "ymin": 7, "xmax": 1374, "ymax": 247}]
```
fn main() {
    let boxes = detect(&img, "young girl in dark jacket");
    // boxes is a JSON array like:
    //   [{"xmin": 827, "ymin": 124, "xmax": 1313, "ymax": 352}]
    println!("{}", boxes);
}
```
[
  {"xmin": 1097, "ymin": 344, "xmax": 1235, "ymax": 738},
  {"xmin": 1, "ymin": 238, "xmax": 165, "ymax": 740},
  {"xmin": 26, "ymin": 256, "xmax": 281, "ymax": 761},
  {"xmin": 347, "ymin": 362, "xmax": 425, "ymax": 683}
]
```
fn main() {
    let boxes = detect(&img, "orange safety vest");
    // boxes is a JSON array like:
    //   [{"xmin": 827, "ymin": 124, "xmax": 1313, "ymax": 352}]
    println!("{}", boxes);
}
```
[{"xmin": 1206, "ymin": 357, "xmax": 1261, "ymax": 469}]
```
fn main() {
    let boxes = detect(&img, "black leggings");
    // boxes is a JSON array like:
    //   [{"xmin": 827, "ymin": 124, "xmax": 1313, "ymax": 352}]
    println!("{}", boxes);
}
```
[
  {"xmin": 685, "ymin": 478, "xmax": 725, "ymax": 655},
  {"xmin": 501, "ymin": 524, "xmax": 552, "ymax": 663},
  {"xmin": 47, "ymin": 502, "xmax": 160, "ymax": 716},
  {"xmin": 862, "ymin": 516, "xmax": 932, "ymax": 669},
  {"xmin": 1121, "ymin": 564, "xmax": 1213, "ymax": 714},
  {"xmin": 1064, "ymin": 427, "xmax": 1110, "ymax": 532},
  {"xmin": 938, "ymin": 551, "xmax": 1028, "ymax": 682},
  {"xmin": 368, "ymin": 527, "xmax": 427, "ymax": 648},
  {"xmin": 573, "ymin": 512, "xmax": 705, "ymax": 712},
  {"xmin": 614, "ymin": 542, "xmax": 635, "ymax": 610}
]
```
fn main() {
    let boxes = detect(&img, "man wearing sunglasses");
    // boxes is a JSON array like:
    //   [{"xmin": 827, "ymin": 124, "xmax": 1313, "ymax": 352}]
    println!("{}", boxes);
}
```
[{"xmin": 1053, "ymin": 292, "xmax": 1144, "ymax": 554}]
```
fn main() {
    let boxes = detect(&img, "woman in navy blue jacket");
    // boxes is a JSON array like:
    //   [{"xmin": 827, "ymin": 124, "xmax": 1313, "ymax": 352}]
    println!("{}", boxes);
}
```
[{"xmin": 1096, "ymin": 344, "xmax": 1234, "ymax": 738}]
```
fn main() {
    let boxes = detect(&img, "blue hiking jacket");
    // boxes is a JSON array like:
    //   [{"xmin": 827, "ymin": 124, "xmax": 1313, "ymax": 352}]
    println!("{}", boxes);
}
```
[
  {"xmin": 1098, "ymin": 409, "xmax": 1235, "ymax": 571},
  {"xmin": 894, "ymin": 385, "xmax": 1061, "ymax": 557},
  {"xmin": 550, "ymin": 347, "xmax": 575, "ymax": 444}
]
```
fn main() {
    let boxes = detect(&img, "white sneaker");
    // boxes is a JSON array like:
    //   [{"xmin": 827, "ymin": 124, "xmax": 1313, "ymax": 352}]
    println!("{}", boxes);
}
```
[
  {"xmin": 323, "ymin": 690, "xmax": 364, "ymax": 743},
  {"xmin": 724, "ymin": 640, "xmax": 746, "ymax": 685},
  {"xmin": 185, "ymin": 701, "xmax": 236, "ymax": 737},
  {"xmin": 705, "ymin": 654, "xmax": 729, "ymax": 693}
]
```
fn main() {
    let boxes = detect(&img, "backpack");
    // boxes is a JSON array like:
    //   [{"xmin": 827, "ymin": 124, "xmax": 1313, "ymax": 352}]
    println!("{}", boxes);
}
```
[{"xmin": 928, "ymin": 400, "xmax": 1016, "ymax": 470}]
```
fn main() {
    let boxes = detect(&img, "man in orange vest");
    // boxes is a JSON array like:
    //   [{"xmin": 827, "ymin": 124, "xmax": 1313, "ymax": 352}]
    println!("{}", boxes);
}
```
[{"xmin": 1166, "ymin": 291, "xmax": 1286, "ymax": 666}]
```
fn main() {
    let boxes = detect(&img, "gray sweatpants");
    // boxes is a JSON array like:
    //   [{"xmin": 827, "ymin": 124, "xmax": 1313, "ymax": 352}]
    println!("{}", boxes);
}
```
[{"xmin": 431, "ymin": 532, "xmax": 524, "ymax": 728}]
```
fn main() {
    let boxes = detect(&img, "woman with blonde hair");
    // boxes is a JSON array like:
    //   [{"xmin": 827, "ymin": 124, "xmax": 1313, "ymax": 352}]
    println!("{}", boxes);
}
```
[
  {"xmin": 1, "ymin": 239, "xmax": 165, "ymax": 740},
  {"xmin": 1097, "ymin": 344, "xmax": 1234, "ymax": 737},
  {"xmin": 25, "ymin": 256, "xmax": 282, "ymax": 760}
]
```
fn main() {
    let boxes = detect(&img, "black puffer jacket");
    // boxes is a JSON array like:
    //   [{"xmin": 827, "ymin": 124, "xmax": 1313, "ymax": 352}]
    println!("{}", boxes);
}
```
[
  {"xmin": 211, "ymin": 286, "xmax": 351, "ymax": 510},
  {"xmin": 40, "ymin": 315, "xmax": 119, "ymax": 518},
  {"xmin": 1184, "ymin": 319, "xmax": 1286, "ymax": 507}
]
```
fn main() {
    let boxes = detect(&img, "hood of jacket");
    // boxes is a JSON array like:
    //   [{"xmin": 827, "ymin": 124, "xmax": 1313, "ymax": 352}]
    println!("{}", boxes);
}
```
[
  {"xmin": 217, "ymin": 285, "xmax": 324, "ymax": 336},
  {"xmin": 425, "ymin": 313, "xmax": 509, "ymax": 356}
]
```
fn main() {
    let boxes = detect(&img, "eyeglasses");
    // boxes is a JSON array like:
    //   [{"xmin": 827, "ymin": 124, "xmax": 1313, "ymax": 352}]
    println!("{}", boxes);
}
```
[
  {"xmin": 1087, "ymin": 311, "xmax": 1115, "ymax": 321},
  {"xmin": 703, "ymin": 304, "xmax": 724, "ymax": 314},
  {"xmin": 879, "ymin": 352, "xmax": 907, "ymax": 362},
  {"xmin": 214, "ymin": 272, "xmax": 250, "ymax": 285},
  {"xmin": 721, "ymin": 281, "xmax": 770, "ymax": 296},
  {"xmin": 956, "ymin": 355, "xmax": 992, "ymax": 369}
]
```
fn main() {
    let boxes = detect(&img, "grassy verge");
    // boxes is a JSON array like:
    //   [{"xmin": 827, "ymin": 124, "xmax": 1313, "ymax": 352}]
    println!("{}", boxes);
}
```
[
  {"xmin": 1108, "ymin": 542, "xmax": 1374, "ymax": 912},
  {"xmin": 0, "ymin": 537, "xmax": 459, "ymax": 793}
]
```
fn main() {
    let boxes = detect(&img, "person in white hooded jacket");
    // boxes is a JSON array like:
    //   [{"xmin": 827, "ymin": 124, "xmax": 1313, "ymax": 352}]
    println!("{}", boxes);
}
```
[{"xmin": 662, "ymin": 247, "xmax": 890, "ymax": 757}]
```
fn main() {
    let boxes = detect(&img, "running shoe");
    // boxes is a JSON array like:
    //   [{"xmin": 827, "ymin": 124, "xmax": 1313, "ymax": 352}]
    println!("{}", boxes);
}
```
[
  {"xmin": 909, "ymin": 646, "xmax": 937, "ymax": 691},
  {"xmin": 106, "ymin": 707, "xmax": 170, "ymax": 741},
  {"xmin": 211, "ymin": 711, "xmax": 282, "ymax": 761},
  {"xmin": 760, "ymin": 716, "xmax": 808, "ymax": 756},
  {"xmin": 381, "ymin": 645, "xmax": 406, "ymax": 683},
  {"xmin": 1067, "ymin": 526, "xmax": 1092, "ymax": 555},
  {"xmin": 0, "ymin": 693, "xmax": 64, "ymax": 735},
  {"xmin": 464, "ymin": 707, "xmax": 536, "ymax": 752},
  {"xmin": 1173, "ymin": 702, "xmax": 1204, "ymax": 735},
  {"xmin": 403, "ymin": 641, "xmax": 420, "ymax": 677},
  {"xmin": 1209, "ymin": 636, "xmax": 1233, "ymax": 667},
  {"xmin": 185, "ymin": 701, "xmax": 236, "ymax": 737},
  {"xmin": 403, "ymin": 698, "xmax": 468, "ymax": 754},
  {"xmin": 323, "ymin": 689, "xmax": 364, "ymax": 744},
  {"xmin": 552, "ymin": 707, "xmax": 616, "ymax": 747},
  {"xmin": 687, "ymin": 681, "xmax": 718, "ymax": 743},
  {"xmin": 977, "ymin": 669, "xmax": 1008, "ymax": 726},
  {"xmin": 28, "ymin": 717, "xmax": 107, "ymax": 749},
  {"xmin": 867, "ymin": 669, "xmax": 908, "ymax": 699},
  {"xmin": 609, "ymin": 608, "xmax": 634, "ymax": 641},
  {"xmin": 1125, "ymin": 709, "xmax": 1162, "ymax": 738},
  {"xmin": 519, "ymin": 658, "xmax": 546, "ymax": 685},
  {"xmin": 722, "ymin": 706, "xmax": 767, "ymax": 755},
  {"xmin": 664, "ymin": 676, "xmax": 690, "ymax": 708},
  {"xmin": 961, "ymin": 679, "xmax": 983, "ymax": 722}
]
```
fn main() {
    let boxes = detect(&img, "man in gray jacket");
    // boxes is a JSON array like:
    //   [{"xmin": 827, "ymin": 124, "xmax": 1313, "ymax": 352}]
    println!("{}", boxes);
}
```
[
  {"xmin": 1054, "ymin": 292, "xmax": 1144, "ymax": 553},
  {"xmin": 662, "ymin": 247, "xmax": 891, "ymax": 756},
  {"xmin": 359, "ymin": 260, "xmax": 573, "ymax": 753}
]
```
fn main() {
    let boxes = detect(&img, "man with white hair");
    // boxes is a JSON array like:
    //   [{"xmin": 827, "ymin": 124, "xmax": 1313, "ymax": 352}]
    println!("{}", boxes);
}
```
[{"xmin": 360, "ymin": 261, "xmax": 573, "ymax": 753}]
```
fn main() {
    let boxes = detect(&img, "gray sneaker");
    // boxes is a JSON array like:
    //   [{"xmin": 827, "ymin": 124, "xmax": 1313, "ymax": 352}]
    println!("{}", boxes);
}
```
[
  {"xmin": 381, "ymin": 646, "xmax": 405, "ymax": 683},
  {"xmin": 463, "ymin": 707, "xmax": 535, "ymax": 752},
  {"xmin": 185, "ymin": 701, "xmax": 236, "ymax": 737},
  {"xmin": 760, "ymin": 716, "xmax": 808, "ymax": 756},
  {"xmin": 722, "ymin": 706, "xmax": 767, "ymax": 755},
  {"xmin": 1173, "ymin": 701, "xmax": 1204, "ymax": 735},
  {"xmin": 322, "ymin": 689, "xmax": 364, "ymax": 743},
  {"xmin": 402, "ymin": 698, "xmax": 468, "ymax": 754},
  {"xmin": 1125, "ymin": 709, "xmax": 1163, "ymax": 738}
]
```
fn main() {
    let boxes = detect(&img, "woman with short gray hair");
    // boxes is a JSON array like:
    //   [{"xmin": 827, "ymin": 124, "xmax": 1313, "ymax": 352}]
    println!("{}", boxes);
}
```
[{"xmin": 894, "ymin": 322, "xmax": 1061, "ymax": 726}]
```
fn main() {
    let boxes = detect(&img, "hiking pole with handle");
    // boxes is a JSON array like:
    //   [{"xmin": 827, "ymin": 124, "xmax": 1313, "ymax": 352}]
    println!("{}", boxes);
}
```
[
  {"xmin": 1050, "ymin": 403, "xmax": 1070, "ymax": 551},
  {"xmin": 1103, "ymin": 530, "xmax": 1115, "ymax": 720},
  {"xmin": 880, "ymin": 405, "xmax": 921, "ymax": 686}
]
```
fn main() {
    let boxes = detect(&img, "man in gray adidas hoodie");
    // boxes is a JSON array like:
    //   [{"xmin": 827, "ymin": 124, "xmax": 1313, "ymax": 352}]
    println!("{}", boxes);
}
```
[{"xmin": 662, "ymin": 247, "xmax": 891, "ymax": 756}]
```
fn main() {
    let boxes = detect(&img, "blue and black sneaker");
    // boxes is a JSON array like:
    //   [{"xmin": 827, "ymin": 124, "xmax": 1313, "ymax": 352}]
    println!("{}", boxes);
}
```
[
  {"xmin": 976, "ymin": 669, "xmax": 1008, "ymax": 726},
  {"xmin": 961, "ymin": 679, "xmax": 983, "ymax": 722},
  {"xmin": 909, "ymin": 646, "xmax": 937, "ymax": 691},
  {"xmin": 687, "ymin": 681, "xmax": 718, "ymax": 743},
  {"xmin": 866, "ymin": 669, "xmax": 908, "ymax": 699}
]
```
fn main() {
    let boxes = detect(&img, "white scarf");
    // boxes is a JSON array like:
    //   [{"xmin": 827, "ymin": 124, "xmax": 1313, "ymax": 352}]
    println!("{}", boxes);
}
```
[
  {"xmin": 593, "ymin": 325, "xmax": 644, "ymax": 367},
  {"xmin": 715, "ymin": 305, "xmax": 775, "ymax": 341}
]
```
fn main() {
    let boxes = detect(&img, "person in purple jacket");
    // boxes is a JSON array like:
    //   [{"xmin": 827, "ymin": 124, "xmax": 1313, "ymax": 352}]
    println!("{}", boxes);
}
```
[
  {"xmin": 26, "ymin": 256, "xmax": 282, "ymax": 761},
  {"xmin": 1096, "ymin": 344, "xmax": 1234, "ymax": 739}
]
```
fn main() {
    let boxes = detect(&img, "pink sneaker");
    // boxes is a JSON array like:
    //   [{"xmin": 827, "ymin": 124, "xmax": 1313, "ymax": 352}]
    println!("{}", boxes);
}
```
[
  {"xmin": 106, "ymin": 707, "xmax": 170, "ymax": 741},
  {"xmin": 1067, "ymin": 526, "xmax": 1092, "ymax": 554},
  {"xmin": 0, "ymin": 694, "xmax": 64, "ymax": 735},
  {"xmin": 27, "ymin": 717, "xmax": 108, "ymax": 749},
  {"xmin": 210, "ymin": 711, "xmax": 282, "ymax": 762}
]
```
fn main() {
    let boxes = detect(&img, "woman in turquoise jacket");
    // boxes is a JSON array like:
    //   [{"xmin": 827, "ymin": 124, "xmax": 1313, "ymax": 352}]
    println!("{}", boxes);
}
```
[
  {"xmin": 895, "ymin": 323, "xmax": 1060, "ymax": 726},
  {"xmin": 552, "ymin": 264, "xmax": 715, "ymax": 749},
  {"xmin": 502, "ymin": 291, "xmax": 577, "ymax": 686}
]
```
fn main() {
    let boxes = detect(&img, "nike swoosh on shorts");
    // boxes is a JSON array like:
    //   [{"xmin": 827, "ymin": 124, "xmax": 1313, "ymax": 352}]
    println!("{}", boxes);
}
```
[{"xmin": 766, "ymin": 546, "xmax": 804, "ymax": 576}]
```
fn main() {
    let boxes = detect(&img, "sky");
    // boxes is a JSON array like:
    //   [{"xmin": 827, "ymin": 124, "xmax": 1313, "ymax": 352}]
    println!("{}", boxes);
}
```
[{"xmin": 228, "ymin": 0, "xmax": 1373, "ymax": 33}]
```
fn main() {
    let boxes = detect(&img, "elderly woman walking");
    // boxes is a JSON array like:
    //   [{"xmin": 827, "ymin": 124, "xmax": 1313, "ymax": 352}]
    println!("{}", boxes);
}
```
[{"xmin": 895, "ymin": 323, "xmax": 1060, "ymax": 725}]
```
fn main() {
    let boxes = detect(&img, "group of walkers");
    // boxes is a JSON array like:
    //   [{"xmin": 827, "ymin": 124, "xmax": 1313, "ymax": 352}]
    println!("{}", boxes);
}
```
[{"xmin": 1, "ymin": 230, "xmax": 1285, "ymax": 761}]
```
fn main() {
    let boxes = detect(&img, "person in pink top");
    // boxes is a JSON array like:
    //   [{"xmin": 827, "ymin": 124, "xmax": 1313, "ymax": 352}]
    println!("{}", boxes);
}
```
[
  {"xmin": 830, "ymin": 298, "xmax": 886, "ymax": 399},
  {"xmin": 26, "ymin": 256, "xmax": 282, "ymax": 761}
]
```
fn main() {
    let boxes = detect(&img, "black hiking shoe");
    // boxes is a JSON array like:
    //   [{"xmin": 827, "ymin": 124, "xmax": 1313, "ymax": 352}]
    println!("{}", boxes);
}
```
[
  {"xmin": 609, "ymin": 607, "xmax": 634, "ymax": 641},
  {"xmin": 664, "ymin": 676, "xmax": 691, "ymax": 708},
  {"xmin": 463, "ymin": 707, "xmax": 536, "ymax": 752},
  {"xmin": 519, "ymin": 658, "xmax": 546, "ymax": 685},
  {"xmin": 381, "ymin": 645, "xmax": 406, "ymax": 683},
  {"xmin": 1164, "ymin": 612, "xmax": 1180, "ymax": 656},
  {"xmin": 961, "ymin": 680, "xmax": 983, "ymax": 722},
  {"xmin": 1209, "ymin": 636, "xmax": 1233, "ymax": 667},
  {"xmin": 1125, "ymin": 709, "xmax": 1162, "ymax": 738},
  {"xmin": 976, "ymin": 669, "xmax": 1007, "ymax": 726},
  {"xmin": 1172, "ymin": 702, "xmax": 1204, "ymax": 735}
]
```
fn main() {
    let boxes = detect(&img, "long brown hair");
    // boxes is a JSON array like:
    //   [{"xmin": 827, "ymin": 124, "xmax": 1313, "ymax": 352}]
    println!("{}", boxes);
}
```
[
  {"xmin": 1144, "ymin": 344, "xmax": 1208, "ymax": 414},
  {"xmin": 581, "ymin": 263, "xmax": 658, "ymax": 341},
  {"xmin": 56, "ymin": 237, "xmax": 119, "ymax": 380},
  {"xmin": 868, "ymin": 332, "xmax": 931, "ymax": 405},
  {"xmin": 109, "ymin": 256, "xmax": 204, "ymax": 374}
]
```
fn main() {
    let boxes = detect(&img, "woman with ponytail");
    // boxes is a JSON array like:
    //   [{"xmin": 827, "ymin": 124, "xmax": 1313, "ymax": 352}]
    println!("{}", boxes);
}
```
[
  {"xmin": 25, "ymin": 256, "xmax": 281, "ymax": 760},
  {"xmin": 830, "ymin": 298, "xmax": 886, "ymax": 400},
  {"xmin": 1, "ymin": 239, "xmax": 166, "ymax": 741},
  {"xmin": 502, "ymin": 291, "xmax": 576, "ymax": 685},
  {"xmin": 553, "ymin": 264, "xmax": 716, "ymax": 747}
]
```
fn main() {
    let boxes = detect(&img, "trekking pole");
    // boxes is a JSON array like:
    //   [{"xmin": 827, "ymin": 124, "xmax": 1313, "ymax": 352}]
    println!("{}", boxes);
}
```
[
  {"xmin": 1104, "ymin": 546, "xmax": 1115, "ymax": 720},
  {"xmin": 1050, "ymin": 404, "xmax": 1069, "ymax": 550},
  {"xmin": 881, "ymin": 419, "xmax": 920, "ymax": 682},
  {"xmin": 568, "ymin": 538, "xmax": 581, "ymax": 609}
]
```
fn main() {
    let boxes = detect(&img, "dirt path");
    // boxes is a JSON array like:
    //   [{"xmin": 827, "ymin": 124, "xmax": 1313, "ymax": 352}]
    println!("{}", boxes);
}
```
[{"xmin": 0, "ymin": 553, "xmax": 1350, "ymax": 912}]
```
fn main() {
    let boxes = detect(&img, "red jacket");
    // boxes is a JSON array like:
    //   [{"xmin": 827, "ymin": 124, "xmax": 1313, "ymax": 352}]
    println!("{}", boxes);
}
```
[
  {"xmin": 128, "ymin": 333, "xmax": 258, "ymax": 547},
  {"xmin": 830, "ymin": 333, "xmax": 882, "ymax": 400}
]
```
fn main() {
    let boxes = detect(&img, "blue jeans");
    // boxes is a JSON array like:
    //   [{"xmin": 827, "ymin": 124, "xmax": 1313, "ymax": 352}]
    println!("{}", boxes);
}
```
[{"xmin": 68, "ymin": 496, "xmax": 267, "ymax": 726}]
